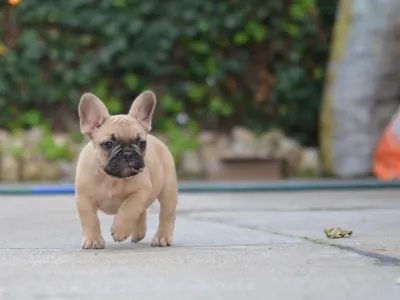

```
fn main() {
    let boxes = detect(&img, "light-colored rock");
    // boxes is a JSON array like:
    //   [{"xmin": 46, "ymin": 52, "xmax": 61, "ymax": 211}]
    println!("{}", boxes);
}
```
[
  {"xmin": 70, "ymin": 140, "xmax": 88, "ymax": 155},
  {"xmin": 200, "ymin": 145, "xmax": 223, "ymax": 173},
  {"xmin": 40, "ymin": 162, "xmax": 61, "ymax": 181},
  {"xmin": 256, "ymin": 129, "xmax": 285, "ymax": 158},
  {"xmin": 0, "ymin": 129, "xmax": 9, "ymax": 144},
  {"xmin": 180, "ymin": 150, "xmax": 203, "ymax": 175},
  {"xmin": 216, "ymin": 134, "xmax": 230, "ymax": 154},
  {"xmin": 284, "ymin": 147, "xmax": 303, "ymax": 177},
  {"xmin": 8, "ymin": 135, "xmax": 24, "ymax": 150},
  {"xmin": 58, "ymin": 159, "xmax": 78, "ymax": 181},
  {"xmin": 21, "ymin": 144, "xmax": 40, "ymax": 161},
  {"xmin": 278, "ymin": 137, "xmax": 301, "ymax": 159},
  {"xmin": 296, "ymin": 148, "xmax": 321, "ymax": 177},
  {"xmin": 22, "ymin": 158, "xmax": 61, "ymax": 181},
  {"xmin": 255, "ymin": 129, "xmax": 303, "ymax": 173},
  {"xmin": 255, "ymin": 129, "xmax": 312, "ymax": 176},
  {"xmin": 23, "ymin": 127, "xmax": 45, "ymax": 147},
  {"xmin": 23, "ymin": 160, "xmax": 44, "ymax": 181},
  {"xmin": 53, "ymin": 133, "xmax": 70, "ymax": 146},
  {"xmin": 226, "ymin": 127, "xmax": 257, "ymax": 157},
  {"xmin": 1, "ymin": 131, "xmax": 32, "ymax": 160},
  {"xmin": 198, "ymin": 134, "xmax": 231, "ymax": 174},
  {"xmin": 197, "ymin": 131, "xmax": 217, "ymax": 145},
  {"xmin": 1, "ymin": 154, "xmax": 20, "ymax": 181}
]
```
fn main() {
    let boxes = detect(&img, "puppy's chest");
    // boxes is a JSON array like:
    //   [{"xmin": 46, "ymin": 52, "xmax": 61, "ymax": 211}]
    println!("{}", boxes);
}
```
[{"xmin": 95, "ymin": 182, "xmax": 129, "ymax": 215}]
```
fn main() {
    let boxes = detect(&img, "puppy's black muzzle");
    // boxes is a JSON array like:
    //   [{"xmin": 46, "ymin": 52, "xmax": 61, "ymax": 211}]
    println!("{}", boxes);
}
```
[{"xmin": 104, "ymin": 146, "xmax": 145, "ymax": 178}]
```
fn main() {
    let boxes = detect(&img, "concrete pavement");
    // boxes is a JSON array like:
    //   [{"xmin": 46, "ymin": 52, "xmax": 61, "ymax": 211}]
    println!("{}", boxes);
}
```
[{"xmin": 0, "ymin": 189, "xmax": 400, "ymax": 299}]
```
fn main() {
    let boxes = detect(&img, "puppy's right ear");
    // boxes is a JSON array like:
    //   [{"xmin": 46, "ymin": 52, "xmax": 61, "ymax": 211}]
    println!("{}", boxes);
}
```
[{"xmin": 78, "ymin": 93, "xmax": 110, "ymax": 138}]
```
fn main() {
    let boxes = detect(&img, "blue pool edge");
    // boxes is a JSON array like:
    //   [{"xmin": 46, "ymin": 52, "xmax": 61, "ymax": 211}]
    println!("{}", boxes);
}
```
[{"xmin": 0, "ymin": 179, "xmax": 400, "ymax": 195}]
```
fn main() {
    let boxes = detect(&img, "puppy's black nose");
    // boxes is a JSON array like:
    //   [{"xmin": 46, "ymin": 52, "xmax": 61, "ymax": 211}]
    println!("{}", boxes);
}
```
[{"xmin": 122, "ymin": 151, "xmax": 134, "ymax": 161}]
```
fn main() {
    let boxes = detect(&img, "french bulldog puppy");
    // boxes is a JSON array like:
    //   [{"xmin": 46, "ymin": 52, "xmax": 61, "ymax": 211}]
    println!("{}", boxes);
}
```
[{"xmin": 75, "ymin": 91, "xmax": 178, "ymax": 249}]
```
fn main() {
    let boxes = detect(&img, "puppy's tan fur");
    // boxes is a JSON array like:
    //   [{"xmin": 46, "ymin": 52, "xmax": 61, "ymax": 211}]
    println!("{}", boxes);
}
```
[{"xmin": 75, "ymin": 91, "xmax": 178, "ymax": 249}]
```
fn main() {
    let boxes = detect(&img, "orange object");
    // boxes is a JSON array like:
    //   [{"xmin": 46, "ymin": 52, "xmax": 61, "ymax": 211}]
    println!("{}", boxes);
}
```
[
  {"xmin": 373, "ymin": 109, "xmax": 400, "ymax": 180},
  {"xmin": 0, "ymin": 46, "xmax": 7, "ymax": 56},
  {"xmin": 8, "ymin": 0, "xmax": 21, "ymax": 6}
]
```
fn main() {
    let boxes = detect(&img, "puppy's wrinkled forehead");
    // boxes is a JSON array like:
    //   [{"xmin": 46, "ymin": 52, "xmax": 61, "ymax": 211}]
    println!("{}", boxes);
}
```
[{"xmin": 96, "ymin": 115, "xmax": 146, "ymax": 142}]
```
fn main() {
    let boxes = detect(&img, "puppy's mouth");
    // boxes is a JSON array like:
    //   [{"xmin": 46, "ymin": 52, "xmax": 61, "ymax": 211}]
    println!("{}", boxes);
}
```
[
  {"xmin": 127, "ymin": 162, "xmax": 144, "ymax": 173},
  {"xmin": 127, "ymin": 162, "xmax": 145, "ymax": 176},
  {"xmin": 103, "ymin": 146, "xmax": 145, "ymax": 179},
  {"xmin": 129, "ymin": 167, "xmax": 144, "ymax": 175},
  {"xmin": 103, "ymin": 166, "xmax": 144, "ymax": 179}
]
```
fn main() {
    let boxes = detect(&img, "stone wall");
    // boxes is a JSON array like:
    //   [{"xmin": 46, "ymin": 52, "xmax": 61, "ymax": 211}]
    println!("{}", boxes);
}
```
[{"xmin": 0, "ymin": 127, "xmax": 321, "ymax": 182}]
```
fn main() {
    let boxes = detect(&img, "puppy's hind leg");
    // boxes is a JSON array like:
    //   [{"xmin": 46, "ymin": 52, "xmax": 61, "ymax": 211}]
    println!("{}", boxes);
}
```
[
  {"xmin": 130, "ymin": 211, "xmax": 147, "ymax": 243},
  {"xmin": 151, "ymin": 181, "xmax": 178, "ymax": 247}
]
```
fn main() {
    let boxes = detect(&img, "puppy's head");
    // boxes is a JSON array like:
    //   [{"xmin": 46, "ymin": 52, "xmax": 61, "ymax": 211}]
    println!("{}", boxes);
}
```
[{"xmin": 78, "ymin": 91, "xmax": 156, "ymax": 179}]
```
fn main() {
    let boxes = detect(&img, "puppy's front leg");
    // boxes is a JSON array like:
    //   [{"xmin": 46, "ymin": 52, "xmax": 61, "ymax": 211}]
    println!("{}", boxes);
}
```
[
  {"xmin": 111, "ymin": 190, "xmax": 148, "ymax": 242},
  {"xmin": 76, "ymin": 195, "xmax": 105, "ymax": 249},
  {"xmin": 131, "ymin": 211, "xmax": 147, "ymax": 243}
]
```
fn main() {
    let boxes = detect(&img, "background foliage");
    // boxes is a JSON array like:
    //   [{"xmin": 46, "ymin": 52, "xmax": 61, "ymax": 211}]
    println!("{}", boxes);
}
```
[{"xmin": 0, "ymin": 0, "xmax": 337, "ymax": 150}]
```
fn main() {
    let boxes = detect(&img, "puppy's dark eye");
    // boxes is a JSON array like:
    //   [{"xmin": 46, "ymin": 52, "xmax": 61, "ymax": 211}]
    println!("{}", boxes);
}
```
[
  {"xmin": 138, "ymin": 140, "xmax": 146, "ymax": 151},
  {"xmin": 102, "ymin": 141, "xmax": 114, "ymax": 150}
]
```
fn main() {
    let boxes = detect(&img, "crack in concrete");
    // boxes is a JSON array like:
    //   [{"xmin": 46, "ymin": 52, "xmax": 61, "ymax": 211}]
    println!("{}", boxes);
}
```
[
  {"xmin": 301, "ymin": 237, "xmax": 400, "ymax": 266},
  {"xmin": 183, "ymin": 215, "xmax": 400, "ymax": 267}
]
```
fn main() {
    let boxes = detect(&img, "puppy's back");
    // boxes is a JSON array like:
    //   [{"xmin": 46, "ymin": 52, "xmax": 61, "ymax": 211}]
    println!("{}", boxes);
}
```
[{"xmin": 146, "ymin": 134, "xmax": 176, "ymax": 171}]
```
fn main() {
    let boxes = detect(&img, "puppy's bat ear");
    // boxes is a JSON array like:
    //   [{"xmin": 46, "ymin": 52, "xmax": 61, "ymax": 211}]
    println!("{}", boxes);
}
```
[
  {"xmin": 128, "ymin": 91, "xmax": 156, "ymax": 132},
  {"xmin": 78, "ymin": 93, "xmax": 110, "ymax": 138}
]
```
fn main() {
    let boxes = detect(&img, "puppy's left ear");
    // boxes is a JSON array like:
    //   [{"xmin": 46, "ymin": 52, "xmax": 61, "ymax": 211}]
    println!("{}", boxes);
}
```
[{"xmin": 128, "ymin": 91, "xmax": 156, "ymax": 132}]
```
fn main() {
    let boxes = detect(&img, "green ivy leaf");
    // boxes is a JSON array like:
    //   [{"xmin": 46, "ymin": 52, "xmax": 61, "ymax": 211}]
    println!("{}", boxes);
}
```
[
  {"xmin": 188, "ymin": 83, "xmax": 206, "ymax": 102},
  {"xmin": 189, "ymin": 41, "xmax": 210, "ymax": 54},
  {"xmin": 94, "ymin": 80, "xmax": 109, "ymax": 100},
  {"xmin": 206, "ymin": 57, "xmax": 218, "ymax": 76},
  {"xmin": 161, "ymin": 94, "xmax": 183, "ymax": 113},
  {"xmin": 123, "ymin": 73, "xmax": 139, "ymax": 90},
  {"xmin": 289, "ymin": 4, "xmax": 306, "ymax": 20},
  {"xmin": 245, "ymin": 21, "xmax": 268, "ymax": 42},
  {"xmin": 187, "ymin": 119, "xmax": 200, "ymax": 132},
  {"xmin": 198, "ymin": 20, "xmax": 209, "ymax": 32},
  {"xmin": 104, "ymin": 96, "xmax": 123, "ymax": 114},
  {"xmin": 233, "ymin": 32, "xmax": 248, "ymax": 45},
  {"xmin": 18, "ymin": 110, "xmax": 42, "ymax": 126},
  {"xmin": 209, "ymin": 96, "xmax": 233, "ymax": 116},
  {"xmin": 113, "ymin": 0, "xmax": 127, "ymax": 8},
  {"xmin": 301, "ymin": 0, "xmax": 315, "ymax": 9},
  {"xmin": 313, "ymin": 67, "xmax": 323, "ymax": 79}
]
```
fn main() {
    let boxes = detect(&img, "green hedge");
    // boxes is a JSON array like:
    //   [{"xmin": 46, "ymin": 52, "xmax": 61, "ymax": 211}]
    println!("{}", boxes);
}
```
[{"xmin": 0, "ymin": 0, "xmax": 337, "ymax": 147}]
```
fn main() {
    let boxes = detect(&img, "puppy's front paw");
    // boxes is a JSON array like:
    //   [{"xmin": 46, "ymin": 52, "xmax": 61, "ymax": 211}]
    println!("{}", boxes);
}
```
[
  {"xmin": 131, "ymin": 227, "xmax": 146, "ymax": 243},
  {"xmin": 151, "ymin": 233, "xmax": 173, "ymax": 247},
  {"xmin": 82, "ymin": 236, "xmax": 105, "ymax": 249},
  {"xmin": 111, "ymin": 222, "xmax": 131, "ymax": 242}
]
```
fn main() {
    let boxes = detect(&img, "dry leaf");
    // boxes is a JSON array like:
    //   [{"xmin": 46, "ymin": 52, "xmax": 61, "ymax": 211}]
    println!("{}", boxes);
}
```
[{"xmin": 324, "ymin": 227, "xmax": 353, "ymax": 239}]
